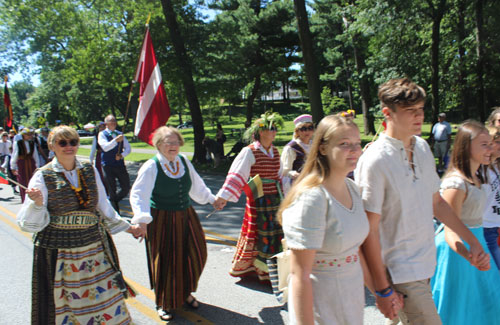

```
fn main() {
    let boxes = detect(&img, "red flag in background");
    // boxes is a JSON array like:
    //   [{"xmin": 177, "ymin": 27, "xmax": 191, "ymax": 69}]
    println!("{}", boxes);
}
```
[
  {"xmin": 3, "ymin": 76, "xmax": 13, "ymax": 128},
  {"xmin": 134, "ymin": 28, "xmax": 171, "ymax": 145}
]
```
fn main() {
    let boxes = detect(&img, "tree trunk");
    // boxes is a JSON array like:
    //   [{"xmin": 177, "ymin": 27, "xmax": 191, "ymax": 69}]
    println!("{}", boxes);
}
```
[
  {"xmin": 245, "ymin": 75, "xmax": 261, "ymax": 128},
  {"xmin": 475, "ymin": 0, "xmax": 485, "ymax": 121},
  {"xmin": 428, "ymin": 0, "xmax": 446, "ymax": 124},
  {"xmin": 343, "ymin": 55, "xmax": 355, "ymax": 111},
  {"xmin": 293, "ymin": 0, "xmax": 324, "ymax": 124},
  {"xmin": 160, "ymin": 0, "xmax": 206, "ymax": 163},
  {"xmin": 457, "ymin": 0, "xmax": 469, "ymax": 120},
  {"xmin": 352, "ymin": 37, "xmax": 375, "ymax": 135}
]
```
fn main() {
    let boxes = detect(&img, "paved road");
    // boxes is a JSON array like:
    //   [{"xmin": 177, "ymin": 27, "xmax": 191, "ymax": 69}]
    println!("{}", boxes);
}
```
[{"xmin": 0, "ymin": 158, "xmax": 386, "ymax": 324}]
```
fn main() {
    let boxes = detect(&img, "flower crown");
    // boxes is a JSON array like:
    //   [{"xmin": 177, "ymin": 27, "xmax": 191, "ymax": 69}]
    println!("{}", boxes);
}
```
[{"xmin": 243, "ymin": 111, "xmax": 284, "ymax": 141}]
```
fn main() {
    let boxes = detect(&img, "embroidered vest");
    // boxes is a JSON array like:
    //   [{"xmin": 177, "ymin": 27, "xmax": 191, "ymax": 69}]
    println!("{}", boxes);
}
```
[
  {"xmin": 150, "ymin": 155, "xmax": 192, "ymax": 211},
  {"xmin": 249, "ymin": 144, "xmax": 281, "ymax": 195},
  {"xmin": 101, "ymin": 131, "xmax": 125, "ymax": 167},
  {"xmin": 17, "ymin": 140, "xmax": 35, "ymax": 160},
  {"xmin": 41, "ymin": 162, "xmax": 99, "ymax": 215},
  {"xmin": 287, "ymin": 140, "xmax": 306, "ymax": 172}
]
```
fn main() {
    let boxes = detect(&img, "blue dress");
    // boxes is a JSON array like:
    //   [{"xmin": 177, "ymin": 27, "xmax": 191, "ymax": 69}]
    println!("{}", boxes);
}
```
[{"xmin": 431, "ymin": 175, "xmax": 500, "ymax": 325}]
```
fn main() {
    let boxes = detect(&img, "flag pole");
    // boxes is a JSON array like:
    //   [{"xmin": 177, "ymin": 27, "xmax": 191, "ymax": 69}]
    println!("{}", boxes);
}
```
[
  {"xmin": 0, "ymin": 172, "xmax": 28, "ymax": 190},
  {"xmin": 118, "ymin": 13, "xmax": 152, "ymax": 150}
]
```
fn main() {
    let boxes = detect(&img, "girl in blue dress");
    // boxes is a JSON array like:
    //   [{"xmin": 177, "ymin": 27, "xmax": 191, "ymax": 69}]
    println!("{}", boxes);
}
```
[{"xmin": 431, "ymin": 120, "xmax": 500, "ymax": 324}]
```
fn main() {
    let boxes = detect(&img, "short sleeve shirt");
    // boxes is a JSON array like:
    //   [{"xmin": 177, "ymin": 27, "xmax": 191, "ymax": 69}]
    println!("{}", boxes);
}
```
[
  {"xmin": 432, "ymin": 121, "xmax": 452, "ymax": 141},
  {"xmin": 354, "ymin": 133, "xmax": 441, "ymax": 284}
]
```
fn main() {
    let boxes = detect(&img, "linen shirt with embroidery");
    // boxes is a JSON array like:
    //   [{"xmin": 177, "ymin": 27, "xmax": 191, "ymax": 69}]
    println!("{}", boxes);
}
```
[
  {"xmin": 97, "ymin": 128, "xmax": 131, "ymax": 157},
  {"xmin": 216, "ymin": 141, "xmax": 282, "ymax": 202},
  {"xmin": 484, "ymin": 167, "xmax": 500, "ymax": 227},
  {"xmin": 10, "ymin": 139, "xmax": 40, "ymax": 170},
  {"xmin": 280, "ymin": 138, "xmax": 311, "ymax": 178},
  {"xmin": 440, "ymin": 174, "xmax": 487, "ymax": 227},
  {"xmin": 354, "ymin": 133, "xmax": 441, "ymax": 284},
  {"xmin": 130, "ymin": 153, "xmax": 215, "ymax": 225},
  {"xmin": 16, "ymin": 157, "xmax": 130, "ymax": 234}
]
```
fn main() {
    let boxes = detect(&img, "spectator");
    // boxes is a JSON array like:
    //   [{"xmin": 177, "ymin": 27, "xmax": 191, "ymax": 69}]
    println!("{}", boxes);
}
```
[
  {"xmin": 431, "ymin": 112, "xmax": 452, "ymax": 173},
  {"xmin": 98, "ymin": 115, "xmax": 131, "ymax": 213}
]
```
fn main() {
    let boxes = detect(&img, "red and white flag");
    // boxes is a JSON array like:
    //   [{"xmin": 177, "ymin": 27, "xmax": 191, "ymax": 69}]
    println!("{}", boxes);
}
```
[{"xmin": 134, "ymin": 28, "xmax": 171, "ymax": 145}]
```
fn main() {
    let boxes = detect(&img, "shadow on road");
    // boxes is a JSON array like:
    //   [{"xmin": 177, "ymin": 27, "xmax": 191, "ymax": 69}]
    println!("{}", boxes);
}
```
[
  {"xmin": 235, "ymin": 276, "xmax": 273, "ymax": 294},
  {"xmin": 260, "ymin": 305, "xmax": 286, "ymax": 324},
  {"xmin": 196, "ymin": 303, "xmax": 262, "ymax": 324}
]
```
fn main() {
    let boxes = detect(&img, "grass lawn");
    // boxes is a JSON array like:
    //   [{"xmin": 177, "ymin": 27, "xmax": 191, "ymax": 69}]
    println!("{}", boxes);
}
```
[{"xmin": 77, "ymin": 113, "xmax": 442, "ymax": 172}]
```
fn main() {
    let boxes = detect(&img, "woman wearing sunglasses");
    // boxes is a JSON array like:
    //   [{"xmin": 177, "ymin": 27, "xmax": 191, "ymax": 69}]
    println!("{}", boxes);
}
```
[
  {"xmin": 281, "ymin": 114, "xmax": 314, "ymax": 194},
  {"xmin": 214, "ymin": 112, "xmax": 285, "ymax": 281},
  {"xmin": 17, "ymin": 126, "xmax": 139, "ymax": 324}
]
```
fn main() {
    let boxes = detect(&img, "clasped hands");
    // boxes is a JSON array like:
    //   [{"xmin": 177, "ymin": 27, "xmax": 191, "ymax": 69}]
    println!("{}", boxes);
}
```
[
  {"xmin": 127, "ymin": 223, "xmax": 147, "ymax": 242},
  {"xmin": 375, "ymin": 289, "xmax": 405, "ymax": 320},
  {"xmin": 468, "ymin": 241, "xmax": 490, "ymax": 271}
]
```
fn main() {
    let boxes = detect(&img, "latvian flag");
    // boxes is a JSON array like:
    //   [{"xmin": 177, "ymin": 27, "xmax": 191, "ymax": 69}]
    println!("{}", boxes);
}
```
[{"xmin": 134, "ymin": 28, "xmax": 171, "ymax": 145}]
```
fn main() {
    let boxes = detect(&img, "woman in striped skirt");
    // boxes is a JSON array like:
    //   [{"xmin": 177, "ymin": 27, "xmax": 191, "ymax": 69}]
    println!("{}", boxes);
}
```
[
  {"xmin": 214, "ymin": 112, "xmax": 285, "ymax": 281},
  {"xmin": 130, "ymin": 126, "xmax": 216, "ymax": 321},
  {"xmin": 17, "ymin": 126, "xmax": 139, "ymax": 324}
]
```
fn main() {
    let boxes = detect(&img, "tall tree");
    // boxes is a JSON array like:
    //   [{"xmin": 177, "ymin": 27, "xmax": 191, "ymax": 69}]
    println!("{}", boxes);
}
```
[
  {"xmin": 475, "ymin": 0, "xmax": 485, "ymax": 121},
  {"xmin": 293, "ymin": 0, "xmax": 324, "ymax": 124},
  {"xmin": 159, "ymin": 0, "xmax": 206, "ymax": 163}
]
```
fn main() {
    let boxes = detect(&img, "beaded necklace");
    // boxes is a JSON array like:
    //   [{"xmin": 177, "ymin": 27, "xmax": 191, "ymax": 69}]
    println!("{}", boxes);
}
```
[
  {"xmin": 165, "ymin": 160, "xmax": 180, "ymax": 176},
  {"xmin": 62, "ymin": 168, "xmax": 90, "ymax": 209}
]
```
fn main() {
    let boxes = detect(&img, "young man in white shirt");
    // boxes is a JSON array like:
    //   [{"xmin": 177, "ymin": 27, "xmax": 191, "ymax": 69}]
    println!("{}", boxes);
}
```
[{"xmin": 355, "ymin": 78, "xmax": 487, "ymax": 324}]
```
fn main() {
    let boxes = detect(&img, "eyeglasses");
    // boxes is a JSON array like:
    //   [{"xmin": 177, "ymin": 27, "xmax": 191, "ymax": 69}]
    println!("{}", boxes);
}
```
[
  {"xmin": 57, "ymin": 139, "xmax": 79, "ymax": 147},
  {"xmin": 299, "ymin": 125, "xmax": 314, "ymax": 132},
  {"xmin": 163, "ymin": 141, "xmax": 181, "ymax": 146}
]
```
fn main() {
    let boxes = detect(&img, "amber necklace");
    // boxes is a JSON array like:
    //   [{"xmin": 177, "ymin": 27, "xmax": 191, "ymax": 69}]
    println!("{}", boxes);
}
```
[
  {"xmin": 63, "ymin": 169, "xmax": 90, "ymax": 209},
  {"xmin": 165, "ymin": 160, "xmax": 180, "ymax": 176}
]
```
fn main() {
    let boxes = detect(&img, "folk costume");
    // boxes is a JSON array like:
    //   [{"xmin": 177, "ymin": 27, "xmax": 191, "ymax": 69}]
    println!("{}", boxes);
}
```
[
  {"xmin": 217, "ymin": 112, "xmax": 285, "ymax": 281},
  {"xmin": 130, "ymin": 153, "xmax": 215, "ymax": 311},
  {"xmin": 90, "ymin": 130, "xmax": 106, "ymax": 191},
  {"xmin": 11, "ymin": 130, "xmax": 40, "ymax": 202},
  {"xmin": 431, "ymin": 174, "xmax": 500, "ymax": 325},
  {"xmin": 17, "ymin": 158, "xmax": 133, "ymax": 325},
  {"xmin": 282, "ymin": 182, "xmax": 369, "ymax": 324}
]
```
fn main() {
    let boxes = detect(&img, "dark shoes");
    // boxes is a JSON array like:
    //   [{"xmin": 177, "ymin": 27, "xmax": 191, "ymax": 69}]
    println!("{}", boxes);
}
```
[{"xmin": 185, "ymin": 295, "xmax": 200, "ymax": 309}]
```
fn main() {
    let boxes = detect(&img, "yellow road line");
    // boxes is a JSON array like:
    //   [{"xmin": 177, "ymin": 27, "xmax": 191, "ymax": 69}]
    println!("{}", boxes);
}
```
[
  {"xmin": 204, "ymin": 229, "xmax": 238, "ymax": 242},
  {"xmin": 0, "ymin": 204, "xmax": 214, "ymax": 324}
]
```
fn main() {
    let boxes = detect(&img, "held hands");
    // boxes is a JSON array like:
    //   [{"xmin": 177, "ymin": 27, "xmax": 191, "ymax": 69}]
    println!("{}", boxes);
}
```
[
  {"xmin": 375, "ymin": 289, "xmax": 404, "ymax": 320},
  {"xmin": 468, "ymin": 241, "xmax": 490, "ymax": 271},
  {"xmin": 213, "ymin": 197, "xmax": 227, "ymax": 210},
  {"xmin": 26, "ymin": 188, "xmax": 43, "ymax": 206},
  {"xmin": 127, "ymin": 223, "xmax": 148, "ymax": 242}
]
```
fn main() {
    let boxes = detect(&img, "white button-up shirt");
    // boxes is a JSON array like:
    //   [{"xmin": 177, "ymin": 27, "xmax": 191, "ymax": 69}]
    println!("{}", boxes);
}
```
[{"xmin": 354, "ymin": 133, "xmax": 441, "ymax": 284}]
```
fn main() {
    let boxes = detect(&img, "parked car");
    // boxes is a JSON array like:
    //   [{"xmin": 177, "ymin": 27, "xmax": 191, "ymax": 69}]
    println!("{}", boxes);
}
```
[
  {"xmin": 77, "ymin": 129, "xmax": 93, "ymax": 137},
  {"xmin": 177, "ymin": 121, "xmax": 193, "ymax": 129}
]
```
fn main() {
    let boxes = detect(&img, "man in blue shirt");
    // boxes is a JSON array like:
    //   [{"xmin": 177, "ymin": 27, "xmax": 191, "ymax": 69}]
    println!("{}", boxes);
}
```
[
  {"xmin": 431, "ymin": 112, "xmax": 452, "ymax": 173},
  {"xmin": 98, "ymin": 115, "xmax": 131, "ymax": 213}
]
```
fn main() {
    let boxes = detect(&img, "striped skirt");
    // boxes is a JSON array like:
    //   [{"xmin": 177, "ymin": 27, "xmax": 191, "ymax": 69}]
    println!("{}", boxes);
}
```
[
  {"xmin": 146, "ymin": 206, "xmax": 207, "ymax": 310},
  {"xmin": 32, "ymin": 213, "xmax": 132, "ymax": 325},
  {"xmin": 230, "ymin": 193, "xmax": 283, "ymax": 281},
  {"xmin": 17, "ymin": 157, "xmax": 36, "ymax": 202}
]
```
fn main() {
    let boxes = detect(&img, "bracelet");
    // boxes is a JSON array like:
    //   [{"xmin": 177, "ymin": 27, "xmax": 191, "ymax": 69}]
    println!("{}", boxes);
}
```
[{"xmin": 375, "ymin": 287, "xmax": 393, "ymax": 298}]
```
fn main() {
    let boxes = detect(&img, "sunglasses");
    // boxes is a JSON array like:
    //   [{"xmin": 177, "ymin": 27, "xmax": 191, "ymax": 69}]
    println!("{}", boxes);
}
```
[
  {"xmin": 57, "ymin": 139, "xmax": 79, "ymax": 147},
  {"xmin": 299, "ymin": 125, "xmax": 314, "ymax": 132}
]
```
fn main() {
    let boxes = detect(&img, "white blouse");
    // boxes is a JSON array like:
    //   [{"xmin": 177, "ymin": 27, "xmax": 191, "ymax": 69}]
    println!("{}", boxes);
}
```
[
  {"xmin": 216, "ymin": 141, "xmax": 282, "ymax": 202},
  {"xmin": 129, "ymin": 153, "xmax": 215, "ymax": 225},
  {"xmin": 11, "ymin": 139, "xmax": 40, "ymax": 170},
  {"xmin": 280, "ymin": 138, "xmax": 311, "ymax": 178},
  {"xmin": 17, "ymin": 158, "xmax": 130, "ymax": 234}
]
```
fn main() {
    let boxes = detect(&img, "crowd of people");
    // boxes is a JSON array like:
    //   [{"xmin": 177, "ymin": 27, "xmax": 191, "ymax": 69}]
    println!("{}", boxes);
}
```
[{"xmin": 8, "ymin": 77, "xmax": 500, "ymax": 324}]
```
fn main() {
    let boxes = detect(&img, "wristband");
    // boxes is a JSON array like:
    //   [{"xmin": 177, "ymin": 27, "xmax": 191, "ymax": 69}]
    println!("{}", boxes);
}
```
[{"xmin": 375, "ymin": 287, "xmax": 393, "ymax": 298}]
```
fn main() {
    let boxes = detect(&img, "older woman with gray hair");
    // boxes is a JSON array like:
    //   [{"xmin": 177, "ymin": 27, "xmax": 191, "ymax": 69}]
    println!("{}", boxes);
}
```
[{"xmin": 130, "ymin": 126, "xmax": 216, "ymax": 321}]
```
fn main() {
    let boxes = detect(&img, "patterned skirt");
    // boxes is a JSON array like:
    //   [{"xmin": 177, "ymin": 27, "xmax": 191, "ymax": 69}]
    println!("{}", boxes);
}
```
[
  {"xmin": 32, "ymin": 211, "xmax": 133, "ymax": 325},
  {"xmin": 230, "ymin": 193, "xmax": 283, "ymax": 281},
  {"xmin": 146, "ymin": 206, "xmax": 207, "ymax": 310}
]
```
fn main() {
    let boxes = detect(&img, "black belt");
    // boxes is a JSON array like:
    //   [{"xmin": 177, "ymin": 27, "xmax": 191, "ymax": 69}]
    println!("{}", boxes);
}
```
[{"xmin": 435, "ymin": 140, "xmax": 448, "ymax": 143}]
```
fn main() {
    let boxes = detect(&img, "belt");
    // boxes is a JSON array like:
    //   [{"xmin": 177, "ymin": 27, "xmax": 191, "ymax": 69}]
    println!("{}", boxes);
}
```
[{"xmin": 435, "ymin": 139, "xmax": 448, "ymax": 143}]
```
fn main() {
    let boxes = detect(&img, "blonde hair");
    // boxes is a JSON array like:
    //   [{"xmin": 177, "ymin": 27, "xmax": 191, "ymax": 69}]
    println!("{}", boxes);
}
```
[
  {"xmin": 278, "ymin": 114, "xmax": 358, "ymax": 223},
  {"xmin": 152, "ymin": 126, "xmax": 184, "ymax": 149},
  {"xmin": 47, "ymin": 126, "xmax": 79, "ymax": 151}
]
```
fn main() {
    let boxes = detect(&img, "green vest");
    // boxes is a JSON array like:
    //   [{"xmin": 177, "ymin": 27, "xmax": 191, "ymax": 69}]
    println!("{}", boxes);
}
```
[{"xmin": 150, "ymin": 155, "xmax": 192, "ymax": 211}]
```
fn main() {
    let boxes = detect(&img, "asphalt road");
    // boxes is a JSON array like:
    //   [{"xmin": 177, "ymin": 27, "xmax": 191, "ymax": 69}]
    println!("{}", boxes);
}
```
[{"xmin": 0, "ymin": 158, "xmax": 386, "ymax": 324}]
